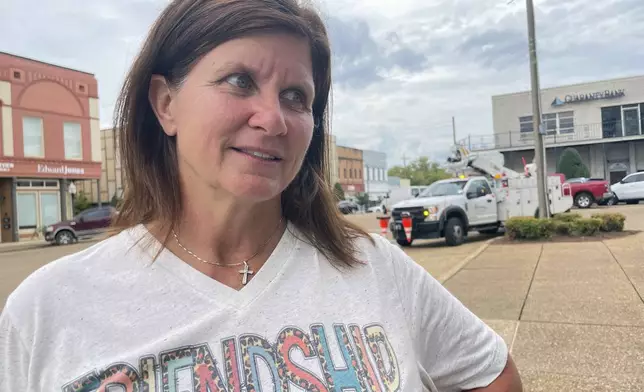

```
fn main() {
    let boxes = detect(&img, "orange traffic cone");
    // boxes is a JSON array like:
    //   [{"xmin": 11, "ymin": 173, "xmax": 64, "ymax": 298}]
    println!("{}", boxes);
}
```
[
  {"xmin": 401, "ymin": 212, "xmax": 412, "ymax": 243},
  {"xmin": 377, "ymin": 216, "xmax": 390, "ymax": 237}
]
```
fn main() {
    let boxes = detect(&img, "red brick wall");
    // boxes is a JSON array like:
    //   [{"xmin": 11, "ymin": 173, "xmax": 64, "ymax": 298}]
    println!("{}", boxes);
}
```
[{"xmin": 0, "ymin": 52, "xmax": 98, "ymax": 172}]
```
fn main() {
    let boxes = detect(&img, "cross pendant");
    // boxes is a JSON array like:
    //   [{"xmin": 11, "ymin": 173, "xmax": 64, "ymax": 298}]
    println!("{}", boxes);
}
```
[{"xmin": 239, "ymin": 261, "xmax": 254, "ymax": 286}]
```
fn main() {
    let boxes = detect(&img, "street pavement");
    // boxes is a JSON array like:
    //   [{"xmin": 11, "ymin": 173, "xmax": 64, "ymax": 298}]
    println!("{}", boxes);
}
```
[
  {"xmin": 444, "ymin": 207, "xmax": 644, "ymax": 391},
  {"xmin": 346, "ymin": 212, "xmax": 499, "ymax": 279}
]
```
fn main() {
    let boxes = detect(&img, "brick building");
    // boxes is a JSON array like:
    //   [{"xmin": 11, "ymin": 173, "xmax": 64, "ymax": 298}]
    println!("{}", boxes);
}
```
[
  {"xmin": 336, "ymin": 145, "xmax": 364, "ymax": 196},
  {"xmin": 0, "ymin": 52, "xmax": 102, "ymax": 243},
  {"xmin": 78, "ymin": 128, "xmax": 124, "ymax": 205}
]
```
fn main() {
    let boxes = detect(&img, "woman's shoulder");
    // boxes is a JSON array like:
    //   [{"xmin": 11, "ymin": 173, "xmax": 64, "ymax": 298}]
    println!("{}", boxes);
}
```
[
  {"xmin": 351, "ymin": 232, "xmax": 415, "ymax": 272},
  {"xmin": 3, "ymin": 228, "xmax": 144, "ymax": 326}
]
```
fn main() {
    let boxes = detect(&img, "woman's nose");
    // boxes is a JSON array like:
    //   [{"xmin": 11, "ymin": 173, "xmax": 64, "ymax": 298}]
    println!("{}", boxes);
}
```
[{"xmin": 247, "ymin": 95, "xmax": 288, "ymax": 136}]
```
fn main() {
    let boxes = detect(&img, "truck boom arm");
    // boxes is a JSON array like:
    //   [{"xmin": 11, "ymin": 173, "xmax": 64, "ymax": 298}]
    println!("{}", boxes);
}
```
[{"xmin": 444, "ymin": 145, "xmax": 523, "ymax": 179}]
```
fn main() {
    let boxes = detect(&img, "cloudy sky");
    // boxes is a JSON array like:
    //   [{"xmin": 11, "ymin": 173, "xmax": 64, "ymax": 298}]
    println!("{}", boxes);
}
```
[{"xmin": 1, "ymin": 0, "xmax": 642, "ymax": 165}]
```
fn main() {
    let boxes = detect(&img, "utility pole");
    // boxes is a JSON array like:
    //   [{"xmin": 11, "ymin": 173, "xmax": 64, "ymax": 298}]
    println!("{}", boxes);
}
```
[
  {"xmin": 526, "ymin": 0, "xmax": 549, "ymax": 218},
  {"xmin": 452, "ymin": 116, "xmax": 457, "ymax": 145},
  {"xmin": 401, "ymin": 154, "xmax": 409, "ymax": 168}
]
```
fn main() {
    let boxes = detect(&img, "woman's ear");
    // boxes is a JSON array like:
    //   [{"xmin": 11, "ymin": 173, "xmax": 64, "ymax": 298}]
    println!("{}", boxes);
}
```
[{"xmin": 149, "ymin": 75, "xmax": 178, "ymax": 137}]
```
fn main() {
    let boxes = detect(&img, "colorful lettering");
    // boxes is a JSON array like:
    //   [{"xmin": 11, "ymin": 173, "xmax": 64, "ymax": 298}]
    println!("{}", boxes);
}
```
[
  {"xmin": 140, "ymin": 356, "xmax": 157, "ymax": 392},
  {"xmin": 191, "ymin": 344, "xmax": 228, "ymax": 392},
  {"xmin": 275, "ymin": 327, "xmax": 328, "ymax": 392},
  {"xmin": 239, "ymin": 334, "xmax": 282, "ymax": 392},
  {"xmin": 349, "ymin": 325, "xmax": 382, "ymax": 392},
  {"xmin": 62, "ymin": 322, "xmax": 401, "ymax": 392},
  {"xmin": 311, "ymin": 324, "xmax": 365, "ymax": 391},
  {"xmin": 160, "ymin": 347, "xmax": 193, "ymax": 392},
  {"xmin": 365, "ymin": 325, "xmax": 401, "ymax": 392},
  {"xmin": 222, "ymin": 338, "xmax": 242, "ymax": 392}
]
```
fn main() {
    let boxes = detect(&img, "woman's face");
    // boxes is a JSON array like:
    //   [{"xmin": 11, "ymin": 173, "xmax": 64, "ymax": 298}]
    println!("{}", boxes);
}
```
[{"xmin": 152, "ymin": 33, "xmax": 315, "ymax": 203}]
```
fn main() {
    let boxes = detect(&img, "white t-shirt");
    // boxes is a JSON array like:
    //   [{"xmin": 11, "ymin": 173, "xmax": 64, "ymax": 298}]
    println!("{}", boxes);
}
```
[{"xmin": 0, "ymin": 223, "xmax": 507, "ymax": 392}]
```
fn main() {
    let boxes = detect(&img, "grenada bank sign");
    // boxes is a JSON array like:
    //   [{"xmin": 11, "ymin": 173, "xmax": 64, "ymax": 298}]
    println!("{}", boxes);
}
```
[{"xmin": 552, "ymin": 89, "xmax": 626, "ymax": 107}]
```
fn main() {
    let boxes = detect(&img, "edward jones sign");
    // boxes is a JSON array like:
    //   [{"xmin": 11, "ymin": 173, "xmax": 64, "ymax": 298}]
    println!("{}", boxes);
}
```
[
  {"xmin": 37, "ymin": 164, "xmax": 85, "ymax": 175},
  {"xmin": 0, "ymin": 159, "xmax": 100, "ymax": 179}
]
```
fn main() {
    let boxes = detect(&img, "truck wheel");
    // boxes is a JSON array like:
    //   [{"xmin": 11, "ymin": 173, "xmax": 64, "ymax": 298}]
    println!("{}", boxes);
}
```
[
  {"xmin": 396, "ymin": 239, "xmax": 412, "ymax": 247},
  {"xmin": 445, "ymin": 217, "xmax": 465, "ymax": 246},
  {"xmin": 574, "ymin": 192, "xmax": 593, "ymax": 209},
  {"xmin": 55, "ymin": 230, "xmax": 75, "ymax": 246}
]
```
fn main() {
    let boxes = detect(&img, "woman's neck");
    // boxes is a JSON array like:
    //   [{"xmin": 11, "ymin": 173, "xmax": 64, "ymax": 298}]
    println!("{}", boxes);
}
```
[{"xmin": 170, "ymin": 195, "xmax": 284, "ymax": 266}]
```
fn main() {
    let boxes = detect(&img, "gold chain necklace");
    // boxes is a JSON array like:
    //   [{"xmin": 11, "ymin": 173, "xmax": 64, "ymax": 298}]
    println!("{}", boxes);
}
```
[{"xmin": 171, "ymin": 217, "xmax": 284, "ymax": 285}]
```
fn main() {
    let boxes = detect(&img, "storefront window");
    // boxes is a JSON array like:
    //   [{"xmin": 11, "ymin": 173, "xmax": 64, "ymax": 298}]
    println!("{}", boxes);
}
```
[
  {"xmin": 23, "ymin": 117, "xmax": 44, "ymax": 157},
  {"xmin": 602, "ymin": 106, "xmax": 622, "ymax": 138},
  {"xmin": 519, "ymin": 116, "xmax": 533, "ymax": 133},
  {"xmin": 64, "ymin": 122, "xmax": 83, "ymax": 159},
  {"xmin": 558, "ymin": 111, "xmax": 575, "ymax": 134},
  {"xmin": 520, "ymin": 112, "xmax": 574, "ymax": 135},
  {"xmin": 602, "ymin": 104, "xmax": 644, "ymax": 138},
  {"xmin": 543, "ymin": 113, "xmax": 557, "ymax": 135},
  {"xmin": 40, "ymin": 193, "xmax": 60, "ymax": 227},
  {"xmin": 622, "ymin": 104, "xmax": 641, "ymax": 137},
  {"xmin": 17, "ymin": 193, "xmax": 37, "ymax": 230}
]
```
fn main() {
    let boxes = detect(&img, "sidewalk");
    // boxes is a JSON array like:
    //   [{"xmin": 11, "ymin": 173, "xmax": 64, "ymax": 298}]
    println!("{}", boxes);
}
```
[
  {"xmin": 443, "ymin": 233, "xmax": 644, "ymax": 392},
  {"xmin": 0, "ymin": 239, "xmax": 51, "ymax": 254}
]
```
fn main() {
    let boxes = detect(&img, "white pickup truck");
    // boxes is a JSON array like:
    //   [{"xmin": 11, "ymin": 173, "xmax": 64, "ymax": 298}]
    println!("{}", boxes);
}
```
[
  {"xmin": 390, "ymin": 148, "xmax": 573, "ymax": 246},
  {"xmin": 390, "ymin": 176, "xmax": 501, "ymax": 246}
]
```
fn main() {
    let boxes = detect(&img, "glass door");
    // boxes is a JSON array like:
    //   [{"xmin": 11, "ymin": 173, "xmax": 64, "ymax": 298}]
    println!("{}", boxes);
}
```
[
  {"xmin": 16, "ymin": 192, "xmax": 38, "ymax": 231},
  {"xmin": 622, "ymin": 105, "xmax": 641, "ymax": 137},
  {"xmin": 39, "ymin": 192, "xmax": 60, "ymax": 227}
]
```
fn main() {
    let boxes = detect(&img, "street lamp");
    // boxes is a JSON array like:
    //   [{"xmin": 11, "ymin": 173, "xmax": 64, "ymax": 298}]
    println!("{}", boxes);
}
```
[{"xmin": 68, "ymin": 181, "xmax": 77, "ymax": 217}]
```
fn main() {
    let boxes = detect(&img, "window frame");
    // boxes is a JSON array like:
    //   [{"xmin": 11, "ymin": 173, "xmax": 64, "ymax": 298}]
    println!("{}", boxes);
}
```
[
  {"xmin": 63, "ymin": 122, "xmax": 83, "ymax": 160},
  {"xmin": 519, "ymin": 111, "xmax": 575, "ymax": 136},
  {"xmin": 22, "ymin": 116, "xmax": 45, "ymax": 158}
]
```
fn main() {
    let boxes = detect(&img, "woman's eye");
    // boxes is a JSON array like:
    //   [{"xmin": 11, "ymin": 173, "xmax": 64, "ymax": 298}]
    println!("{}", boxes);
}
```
[
  {"xmin": 281, "ymin": 90, "xmax": 306, "ymax": 105},
  {"xmin": 225, "ymin": 74, "xmax": 253, "ymax": 90}
]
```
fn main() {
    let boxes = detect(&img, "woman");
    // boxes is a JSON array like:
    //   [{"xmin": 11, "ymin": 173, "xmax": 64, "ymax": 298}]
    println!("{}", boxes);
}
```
[{"xmin": 0, "ymin": 0, "xmax": 522, "ymax": 390}]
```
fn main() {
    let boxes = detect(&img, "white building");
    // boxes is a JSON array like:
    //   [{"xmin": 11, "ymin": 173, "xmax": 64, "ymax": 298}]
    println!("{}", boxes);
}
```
[
  {"xmin": 468, "ymin": 75, "xmax": 644, "ymax": 184},
  {"xmin": 326, "ymin": 134, "xmax": 339, "ymax": 187},
  {"xmin": 362, "ymin": 150, "xmax": 389, "ymax": 201}
]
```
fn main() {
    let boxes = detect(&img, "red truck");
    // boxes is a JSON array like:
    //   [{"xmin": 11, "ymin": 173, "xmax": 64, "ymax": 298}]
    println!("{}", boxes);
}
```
[{"xmin": 565, "ymin": 177, "xmax": 612, "ymax": 208}]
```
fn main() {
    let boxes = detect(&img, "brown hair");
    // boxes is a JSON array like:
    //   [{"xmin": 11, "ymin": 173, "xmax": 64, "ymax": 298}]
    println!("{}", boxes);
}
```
[{"xmin": 113, "ymin": 0, "xmax": 371, "ymax": 266}]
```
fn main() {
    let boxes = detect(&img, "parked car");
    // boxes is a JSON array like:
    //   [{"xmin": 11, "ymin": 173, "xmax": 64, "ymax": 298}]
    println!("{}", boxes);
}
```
[
  {"xmin": 44, "ymin": 206, "xmax": 117, "ymax": 245},
  {"xmin": 610, "ymin": 172, "xmax": 644, "ymax": 205},
  {"xmin": 565, "ymin": 177, "xmax": 612, "ymax": 208},
  {"xmin": 337, "ymin": 200, "xmax": 359, "ymax": 215},
  {"xmin": 367, "ymin": 204, "xmax": 388, "ymax": 214}
]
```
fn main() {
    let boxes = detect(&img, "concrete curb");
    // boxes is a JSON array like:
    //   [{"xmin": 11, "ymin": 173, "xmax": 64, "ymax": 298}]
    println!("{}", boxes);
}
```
[
  {"xmin": 0, "ymin": 241, "xmax": 51, "ymax": 254},
  {"xmin": 0, "ymin": 238, "xmax": 103, "ymax": 254},
  {"xmin": 438, "ymin": 236, "xmax": 501, "ymax": 284}
]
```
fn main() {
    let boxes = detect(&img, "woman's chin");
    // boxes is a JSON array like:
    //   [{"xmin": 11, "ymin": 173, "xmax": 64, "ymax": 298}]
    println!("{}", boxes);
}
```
[{"xmin": 224, "ymin": 176, "xmax": 286, "ymax": 203}]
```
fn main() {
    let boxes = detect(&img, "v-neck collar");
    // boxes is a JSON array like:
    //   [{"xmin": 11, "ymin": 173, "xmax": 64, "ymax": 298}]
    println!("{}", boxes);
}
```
[{"xmin": 126, "ymin": 222, "xmax": 299, "ymax": 309}]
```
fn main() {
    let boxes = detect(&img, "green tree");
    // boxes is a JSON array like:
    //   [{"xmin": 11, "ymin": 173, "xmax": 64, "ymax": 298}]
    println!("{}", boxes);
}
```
[
  {"xmin": 556, "ymin": 148, "xmax": 590, "ymax": 180},
  {"xmin": 73, "ymin": 191, "xmax": 91, "ymax": 215},
  {"xmin": 333, "ymin": 182, "xmax": 345, "ymax": 201},
  {"xmin": 355, "ymin": 192, "xmax": 370, "ymax": 207},
  {"xmin": 110, "ymin": 193, "xmax": 123, "ymax": 208},
  {"xmin": 388, "ymin": 156, "xmax": 452, "ymax": 186}
]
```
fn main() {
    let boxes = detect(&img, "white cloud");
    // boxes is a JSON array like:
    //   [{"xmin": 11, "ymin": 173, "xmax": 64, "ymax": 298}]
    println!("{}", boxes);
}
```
[{"xmin": 1, "ymin": 0, "xmax": 642, "ymax": 166}]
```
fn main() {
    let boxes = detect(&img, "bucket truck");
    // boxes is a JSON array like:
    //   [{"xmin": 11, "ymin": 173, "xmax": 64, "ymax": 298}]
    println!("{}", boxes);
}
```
[{"xmin": 389, "ymin": 145, "xmax": 573, "ymax": 246}]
